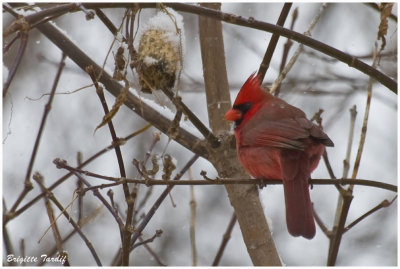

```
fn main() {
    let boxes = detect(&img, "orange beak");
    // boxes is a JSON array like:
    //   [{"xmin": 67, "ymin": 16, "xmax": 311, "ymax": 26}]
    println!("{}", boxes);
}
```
[{"xmin": 224, "ymin": 109, "xmax": 242, "ymax": 122}]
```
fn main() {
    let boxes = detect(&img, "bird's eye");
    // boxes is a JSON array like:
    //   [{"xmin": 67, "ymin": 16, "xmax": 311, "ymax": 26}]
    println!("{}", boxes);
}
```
[
  {"xmin": 232, "ymin": 102, "xmax": 252, "ymax": 126},
  {"xmin": 233, "ymin": 102, "xmax": 252, "ymax": 115}
]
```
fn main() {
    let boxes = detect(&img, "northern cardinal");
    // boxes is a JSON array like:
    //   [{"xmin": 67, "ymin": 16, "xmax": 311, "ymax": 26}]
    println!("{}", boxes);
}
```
[{"xmin": 225, "ymin": 73, "xmax": 333, "ymax": 239}]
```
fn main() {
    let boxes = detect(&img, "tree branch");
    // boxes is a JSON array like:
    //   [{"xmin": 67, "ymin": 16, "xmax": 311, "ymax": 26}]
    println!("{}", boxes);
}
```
[
  {"xmin": 53, "ymin": 158, "xmax": 398, "ymax": 193},
  {"xmin": 212, "ymin": 212, "xmax": 237, "ymax": 266},
  {"xmin": 257, "ymin": 3, "xmax": 292, "ymax": 82},
  {"xmin": 6, "ymin": 3, "xmax": 397, "ymax": 92},
  {"xmin": 199, "ymin": 3, "xmax": 281, "ymax": 265},
  {"xmin": 33, "ymin": 21, "xmax": 209, "ymax": 158}
]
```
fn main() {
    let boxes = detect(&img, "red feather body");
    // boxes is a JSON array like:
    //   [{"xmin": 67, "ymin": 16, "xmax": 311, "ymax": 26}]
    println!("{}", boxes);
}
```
[{"xmin": 225, "ymin": 74, "xmax": 333, "ymax": 239}]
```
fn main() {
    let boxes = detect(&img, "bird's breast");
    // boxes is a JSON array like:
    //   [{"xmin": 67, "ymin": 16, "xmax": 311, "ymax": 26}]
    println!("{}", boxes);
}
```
[{"xmin": 236, "ymin": 145, "xmax": 283, "ymax": 180}]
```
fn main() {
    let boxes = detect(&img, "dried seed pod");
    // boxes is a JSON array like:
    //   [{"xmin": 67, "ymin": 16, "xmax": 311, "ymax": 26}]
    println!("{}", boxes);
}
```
[
  {"xmin": 113, "ymin": 46, "xmax": 125, "ymax": 81},
  {"xmin": 162, "ymin": 154, "xmax": 176, "ymax": 181}
]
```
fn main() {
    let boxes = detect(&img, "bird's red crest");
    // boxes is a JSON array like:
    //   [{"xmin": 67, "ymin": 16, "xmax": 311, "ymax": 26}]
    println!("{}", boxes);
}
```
[{"xmin": 233, "ymin": 73, "xmax": 266, "ymax": 106}]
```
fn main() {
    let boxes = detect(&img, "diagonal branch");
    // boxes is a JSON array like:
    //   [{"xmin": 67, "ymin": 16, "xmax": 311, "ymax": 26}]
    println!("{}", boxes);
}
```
[
  {"xmin": 111, "ymin": 154, "xmax": 200, "ymax": 265},
  {"xmin": 343, "ymin": 195, "xmax": 397, "ymax": 233},
  {"xmin": 257, "ymin": 2, "xmax": 292, "ymax": 82},
  {"xmin": 34, "ymin": 21, "xmax": 209, "ymax": 159},
  {"xmin": 8, "ymin": 53, "xmax": 66, "ymax": 215},
  {"xmin": 5, "ymin": 124, "xmax": 151, "ymax": 224},
  {"xmin": 212, "ymin": 212, "xmax": 237, "ymax": 266},
  {"xmin": 32, "ymin": 173, "xmax": 102, "ymax": 266}
]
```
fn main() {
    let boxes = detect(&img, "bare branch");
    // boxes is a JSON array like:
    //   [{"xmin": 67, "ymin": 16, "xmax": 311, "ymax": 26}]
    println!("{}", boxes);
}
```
[
  {"xmin": 344, "ymin": 195, "xmax": 397, "ymax": 233},
  {"xmin": 270, "ymin": 3, "xmax": 327, "ymax": 95},
  {"xmin": 212, "ymin": 212, "xmax": 237, "ymax": 266},
  {"xmin": 328, "ymin": 43, "xmax": 381, "ymax": 266},
  {"xmin": 188, "ymin": 168, "xmax": 197, "ymax": 266},
  {"xmin": 342, "ymin": 105, "xmax": 358, "ymax": 179},
  {"xmin": 76, "ymin": 2, "xmax": 399, "ymax": 94},
  {"xmin": 131, "ymin": 230, "xmax": 163, "ymax": 250},
  {"xmin": 6, "ymin": 124, "xmax": 150, "ymax": 224},
  {"xmin": 8, "ymin": 53, "xmax": 66, "ymax": 214},
  {"xmin": 6, "ymin": 3, "xmax": 397, "ymax": 92},
  {"xmin": 32, "ymin": 173, "xmax": 102, "ymax": 266},
  {"xmin": 351, "ymin": 47, "xmax": 380, "ymax": 181},
  {"xmin": 112, "ymin": 154, "xmax": 200, "ymax": 265},
  {"xmin": 257, "ymin": 3, "xmax": 292, "ymax": 82},
  {"xmin": 33, "ymin": 173, "xmax": 70, "ymax": 266},
  {"xmin": 34, "ymin": 20, "xmax": 209, "ymax": 158},
  {"xmin": 274, "ymin": 7, "xmax": 298, "ymax": 97}
]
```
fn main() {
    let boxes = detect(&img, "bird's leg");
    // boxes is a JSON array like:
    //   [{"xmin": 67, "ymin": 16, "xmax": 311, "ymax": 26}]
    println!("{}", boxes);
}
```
[{"xmin": 257, "ymin": 177, "xmax": 268, "ymax": 189}]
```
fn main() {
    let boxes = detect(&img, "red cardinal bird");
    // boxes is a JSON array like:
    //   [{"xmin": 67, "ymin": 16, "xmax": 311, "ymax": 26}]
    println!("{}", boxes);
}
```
[{"xmin": 225, "ymin": 73, "xmax": 333, "ymax": 239}]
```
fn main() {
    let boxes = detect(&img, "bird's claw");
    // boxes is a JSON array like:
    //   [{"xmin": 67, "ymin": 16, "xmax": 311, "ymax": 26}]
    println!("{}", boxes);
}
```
[{"xmin": 257, "ymin": 178, "xmax": 268, "ymax": 189}]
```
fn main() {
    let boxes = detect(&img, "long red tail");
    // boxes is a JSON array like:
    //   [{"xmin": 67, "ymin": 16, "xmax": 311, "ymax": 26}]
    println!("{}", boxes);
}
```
[{"xmin": 280, "ymin": 150, "xmax": 316, "ymax": 239}]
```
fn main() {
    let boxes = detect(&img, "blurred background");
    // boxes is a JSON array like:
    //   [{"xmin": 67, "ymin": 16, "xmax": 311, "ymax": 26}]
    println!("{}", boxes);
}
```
[{"xmin": 3, "ymin": 3, "xmax": 397, "ymax": 266}]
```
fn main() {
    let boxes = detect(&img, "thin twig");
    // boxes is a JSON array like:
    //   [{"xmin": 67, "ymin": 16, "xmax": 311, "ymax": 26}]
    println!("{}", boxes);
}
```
[
  {"xmin": 270, "ymin": 3, "xmax": 327, "ymax": 95},
  {"xmin": 313, "ymin": 206, "xmax": 331, "ymax": 237},
  {"xmin": 33, "ymin": 174, "xmax": 102, "ymax": 266},
  {"xmin": 3, "ymin": 31, "xmax": 28, "ymax": 97},
  {"xmin": 342, "ymin": 105, "xmax": 358, "ymax": 179},
  {"xmin": 188, "ymin": 168, "xmax": 197, "ymax": 266},
  {"xmin": 38, "ymin": 212, "xmax": 94, "ymax": 266},
  {"xmin": 87, "ymin": 66, "xmax": 127, "ymax": 179},
  {"xmin": 130, "ymin": 154, "xmax": 199, "ymax": 247},
  {"xmin": 327, "ymin": 43, "xmax": 381, "ymax": 266},
  {"xmin": 8, "ymin": 53, "xmax": 66, "ymax": 214},
  {"xmin": 87, "ymin": 65, "xmax": 133, "ymax": 266},
  {"xmin": 53, "ymin": 159, "xmax": 397, "ymax": 192},
  {"xmin": 274, "ymin": 7, "xmax": 298, "ymax": 97},
  {"xmin": 343, "ymin": 195, "xmax": 397, "ymax": 233},
  {"xmin": 33, "ymin": 173, "xmax": 70, "ymax": 266},
  {"xmin": 67, "ymin": 167, "xmax": 125, "ymax": 230},
  {"xmin": 332, "ymin": 105, "xmax": 357, "ymax": 238},
  {"xmin": 323, "ymin": 151, "xmax": 336, "ymax": 179},
  {"xmin": 350, "ymin": 46, "xmax": 379, "ymax": 182},
  {"xmin": 131, "ymin": 230, "xmax": 163, "ymax": 250},
  {"xmin": 309, "ymin": 109, "xmax": 334, "ymax": 184},
  {"xmin": 132, "ymin": 131, "xmax": 161, "ymax": 225},
  {"xmin": 76, "ymin": 151, "xmax": 84, "ymax": 225},
  {"xmin": 20, "ymin": 239, "xmax": 25, "ymax": 266},
  {"xmin": 94, "ymin": 8, "xmax": 124, "ymax": 40},
  {"xmin": 4, "ymin": 3, "xmax": 77, "ymax": 37},
  {"xmin": 77, "ymin": 3, "xmax": 95, "ymax": 20},
  {"xmin": 138, "ymin": 236, "xmax": 166, "ymax": 266},
  {"xmin": 112, "ymin": 154, "xmax": 200, "ymax": 265},
  {"xmin": 159, "ymin": 87, "xmax": 220, "ymax": 148},
  {"xmin": 257, "ymin": 3, "xmax": 292, "ymax": 83},
  {"xmin": 212, "ymin": 212, "xmax": 237, "ymax": 266},
  {"xmin": 2, "ymin": 198, "xmax": 16, "ymax": 266},
  {"xmin": 76, "ymin": 177, "xmax": 396, "ymax": 192},
  {"xmin": 3, "ymin": 32, "xmax": 21, "ymax": 53},
  {"xmin": 6, "ymin": 124, "xmax": 151, "ymax": 224},
  {"xmin": 327, "ymin": 188, "xmax": 353, "ymax": 266}
]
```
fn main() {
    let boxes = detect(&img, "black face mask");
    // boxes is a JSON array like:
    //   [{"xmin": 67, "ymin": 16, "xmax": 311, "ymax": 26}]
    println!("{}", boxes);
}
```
[{"xmin": 232, "ymin": 102, "xmax": 252, "ymax": 126}]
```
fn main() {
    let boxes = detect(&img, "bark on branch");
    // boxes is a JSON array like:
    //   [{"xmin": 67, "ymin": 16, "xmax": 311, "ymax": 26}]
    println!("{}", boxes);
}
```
[{"xmin": 198, "ymin": 3, "xmax": 281, "ymax": 266}]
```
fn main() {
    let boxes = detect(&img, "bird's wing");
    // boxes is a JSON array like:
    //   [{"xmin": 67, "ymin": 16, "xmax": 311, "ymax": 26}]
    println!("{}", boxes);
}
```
[
  {"xmin": 238, "ymin": 99, "xmax": 334, "ymax": 150},
  {"xmin": 240, "ymin": 117, "xmax": 310, "ymax": 150}
]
